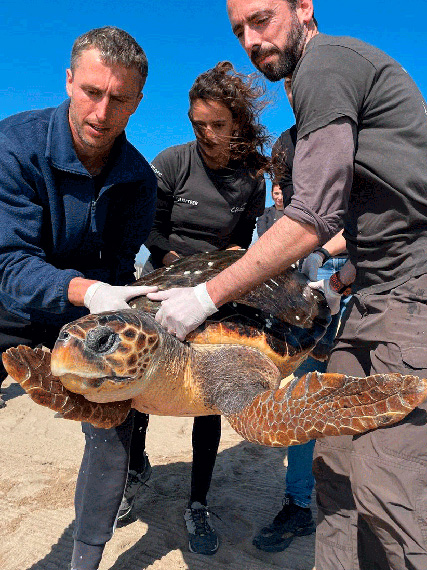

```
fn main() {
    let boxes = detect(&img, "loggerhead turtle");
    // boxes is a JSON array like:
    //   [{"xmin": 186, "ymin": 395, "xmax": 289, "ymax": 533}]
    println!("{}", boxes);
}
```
[{"xmin": 3, "ymin": 250, "xmax": 427, "ymax": 447}]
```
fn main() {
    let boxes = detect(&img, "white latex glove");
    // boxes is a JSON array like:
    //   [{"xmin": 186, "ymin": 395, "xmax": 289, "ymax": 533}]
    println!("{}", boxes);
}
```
[
  {"xmin": 300, "ymin": 252, "xmax": 324, "ymax": 281},
  {"xmin": 147, "ymin": 282, "xmax": 218, "ymax": 340},
  {"xmin": 84, "ymin": 282, "xmax": 159, "ymax": 314},
  {"xmin": 308, "ymin": 279, "xmax": 341, "ymax": 315}
]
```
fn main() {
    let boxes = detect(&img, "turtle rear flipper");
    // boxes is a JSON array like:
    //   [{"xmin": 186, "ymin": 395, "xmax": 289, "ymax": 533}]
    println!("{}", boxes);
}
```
[
  {"xmin": 226, "ymin": 371, "xmax": 427, "ymax": 447},
  {"xmin": 2, "ymin": 345, "xmax": 131, "ymax": 429}
]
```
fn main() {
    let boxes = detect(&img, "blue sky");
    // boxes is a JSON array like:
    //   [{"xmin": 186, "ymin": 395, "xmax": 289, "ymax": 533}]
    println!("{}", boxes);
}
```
[{"xmin": 1, "ymin": 1, "xmax": 425, "ymax": 262}]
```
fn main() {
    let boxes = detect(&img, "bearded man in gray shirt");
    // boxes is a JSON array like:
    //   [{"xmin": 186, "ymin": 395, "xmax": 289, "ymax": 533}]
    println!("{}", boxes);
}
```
[{"xmin": 147, "ymin": 1, "xmax": 427, "ymax": 568}]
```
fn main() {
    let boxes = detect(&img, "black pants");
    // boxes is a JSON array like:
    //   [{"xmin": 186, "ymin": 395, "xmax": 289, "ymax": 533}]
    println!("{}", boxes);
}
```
[{"xmin": 72, "ymin": 412, "xmax": 135, "ymax": 570}]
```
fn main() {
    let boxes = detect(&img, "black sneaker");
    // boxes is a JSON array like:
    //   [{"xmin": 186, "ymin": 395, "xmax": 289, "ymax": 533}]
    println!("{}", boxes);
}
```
[
  {"xmin": 252, "ymin": 495, "xmax": 315, "ymax": 552},
  {"xmin": 184, "ymin": 501, "xmax": 219, "ymax": 555},
  {"xmin": 117, "ymin": 453, "xmax": 152, "ymax": 521}
]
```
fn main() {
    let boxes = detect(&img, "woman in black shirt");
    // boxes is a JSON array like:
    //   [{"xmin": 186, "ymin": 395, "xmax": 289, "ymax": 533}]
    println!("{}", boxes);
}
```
[{"xmin": 122, "ymin": 61, "xmax": 270, "ymax": 556}]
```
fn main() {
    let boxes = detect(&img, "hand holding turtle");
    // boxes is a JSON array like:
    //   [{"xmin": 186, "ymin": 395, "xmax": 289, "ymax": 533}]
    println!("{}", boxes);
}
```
[
  {"xmin": 308, "ymin": 278, "xmax": 342, "ymax": 315},
  {"xmin": 147, "ymin": 282, "xmax": 218, "ymax": 340},
  {"xmin": 84, "ymin": 282, "xmax": 159, "ymax": 314},
  {"xmin": 300, "ymin": 249, "xmax": 328, "ymax": 281}
]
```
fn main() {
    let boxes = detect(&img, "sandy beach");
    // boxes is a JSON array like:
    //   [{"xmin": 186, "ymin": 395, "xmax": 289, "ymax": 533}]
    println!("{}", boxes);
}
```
[{"xmin": 0, "ymin": 374, "xmax": 316, "ymax": 570}]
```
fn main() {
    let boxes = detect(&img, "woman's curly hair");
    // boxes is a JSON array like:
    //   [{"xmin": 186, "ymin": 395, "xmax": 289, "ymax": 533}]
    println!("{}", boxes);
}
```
[{"xmin": 188, "ymin": 61, "xmax": 272, "ymax": 175}]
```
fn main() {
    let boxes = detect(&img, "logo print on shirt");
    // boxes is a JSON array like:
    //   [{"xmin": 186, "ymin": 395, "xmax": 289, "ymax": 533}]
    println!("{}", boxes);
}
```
[
  {"xmin": 176, "ymin": 197, "xmax": 199, "ymax": 206},
  {"xmin": 150, "ymin": 164, "xmax": 163, "ymax": 177},
  {"xmin": 231, "ymin": 203, "xmax": 247, "ymax": 213}
]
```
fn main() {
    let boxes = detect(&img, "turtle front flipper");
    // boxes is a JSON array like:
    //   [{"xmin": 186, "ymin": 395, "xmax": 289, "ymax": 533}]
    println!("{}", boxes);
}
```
[
  {"xmin": 2, "ymin": 345, "xmax": 131, "ymax": 429},
  {"xmin": 226, "ymin": 371, "xmax": 427, "ymax": 447}
]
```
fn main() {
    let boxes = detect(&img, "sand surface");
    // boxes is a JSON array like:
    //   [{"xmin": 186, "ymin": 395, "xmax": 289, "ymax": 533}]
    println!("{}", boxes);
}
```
[{"xmin": 0, "ymin": 376, "xmax": 316, "ymax": 570}]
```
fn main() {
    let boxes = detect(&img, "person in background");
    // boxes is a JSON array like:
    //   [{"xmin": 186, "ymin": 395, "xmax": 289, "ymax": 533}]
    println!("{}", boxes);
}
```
[
  {"xmin": 117, "ymin": 60, "xmax": 268, "ymax": 557},
  {"xmin": 149, "ymin": 1, "xmax": 427, "ymax": 568},
  {"xmin": 256, "ymin": 182, "xmax": 285, "ymax": 237}
]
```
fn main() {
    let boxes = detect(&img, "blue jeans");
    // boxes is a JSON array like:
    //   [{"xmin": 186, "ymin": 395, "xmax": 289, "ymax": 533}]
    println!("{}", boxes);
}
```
[{"xmin": 286, "ymin": 257, "xmax": 349, "ymax": 508}]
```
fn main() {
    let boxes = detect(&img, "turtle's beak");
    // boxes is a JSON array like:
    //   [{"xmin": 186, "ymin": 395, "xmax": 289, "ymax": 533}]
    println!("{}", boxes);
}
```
[
  {"xmin": 51, "ymin": 325, "xmax": 128, "ymax": 390},
  {"xmin": 51, "ymin": 328, "xmax": 116, "ymax": 377}
]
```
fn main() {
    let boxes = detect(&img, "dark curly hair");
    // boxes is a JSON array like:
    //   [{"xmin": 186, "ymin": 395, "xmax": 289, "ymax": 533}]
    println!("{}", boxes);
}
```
[{"xmin": 188, "ymin": 61, "xmax": 272, "ymax": 175}]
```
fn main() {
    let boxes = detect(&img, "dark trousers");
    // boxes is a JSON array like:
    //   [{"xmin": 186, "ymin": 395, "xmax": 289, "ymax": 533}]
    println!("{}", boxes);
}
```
[
  {"xmin": 72, "ymin": 412, "xmax": 136, "ymax": 570},
  {"xmin": 314, "ymin": 273, "xmax": 427, "ymax": 570},
  {"xmin": 137, "ymin": 258, "xmax": 222, "ymax": 504},
  {"xmin": 71, "ymin": 411, "xmax": 221, "ymax": 570}
]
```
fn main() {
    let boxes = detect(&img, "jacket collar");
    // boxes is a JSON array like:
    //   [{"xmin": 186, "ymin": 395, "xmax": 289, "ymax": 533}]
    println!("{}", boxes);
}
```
[{"xmin": 46, "ymin": 99, "xmax": 148, "ymax": 184}]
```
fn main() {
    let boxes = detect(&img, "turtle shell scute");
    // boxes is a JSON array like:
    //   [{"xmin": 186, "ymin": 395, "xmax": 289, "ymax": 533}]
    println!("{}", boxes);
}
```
[{"xmin": 131, "ymin": 250, "xmax": 331, "ymax": 361}]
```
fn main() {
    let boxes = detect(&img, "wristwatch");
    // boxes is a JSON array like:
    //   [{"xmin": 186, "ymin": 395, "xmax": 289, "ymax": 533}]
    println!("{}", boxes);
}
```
[
  {"xmin": 330, "ymin": 271, "xmax": 352, "ymax": 296},
  {"xmin": 313, "ymin": 247, "xmax": 331, "ymax": 266}
]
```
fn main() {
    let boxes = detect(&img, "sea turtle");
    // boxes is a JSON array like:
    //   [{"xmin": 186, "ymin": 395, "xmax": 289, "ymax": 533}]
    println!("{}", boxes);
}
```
[{"xmin": 3, "ymin": 250, "xmax": 427, "ymax": 447}]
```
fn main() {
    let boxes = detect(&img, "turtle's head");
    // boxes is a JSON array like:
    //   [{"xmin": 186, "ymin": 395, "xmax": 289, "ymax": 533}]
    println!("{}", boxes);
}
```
[{"xmin": 51, "ymin": 310, "xmax": 162, "ymax": 403}]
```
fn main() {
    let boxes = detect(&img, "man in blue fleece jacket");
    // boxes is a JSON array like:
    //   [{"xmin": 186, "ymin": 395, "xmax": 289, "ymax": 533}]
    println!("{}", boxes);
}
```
[
  {"xmin": 0, "ymin": 26, "xmax": 156, "ymax": 402},
  {"xmin": 0, "ymin": 26, "xmax": 157, "ymax": 569}
]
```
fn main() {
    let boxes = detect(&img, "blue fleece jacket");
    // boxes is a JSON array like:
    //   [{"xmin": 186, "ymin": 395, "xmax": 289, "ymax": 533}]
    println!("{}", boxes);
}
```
[{"xmin": 0, "ymin": 99, "xmax": 156, "ymax": 325}]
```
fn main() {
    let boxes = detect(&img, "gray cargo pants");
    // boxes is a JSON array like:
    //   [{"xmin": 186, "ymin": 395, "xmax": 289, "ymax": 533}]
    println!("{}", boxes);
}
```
[{"xmin": 314, "ymin": 273, "xmax": 427, "ymax": 570}]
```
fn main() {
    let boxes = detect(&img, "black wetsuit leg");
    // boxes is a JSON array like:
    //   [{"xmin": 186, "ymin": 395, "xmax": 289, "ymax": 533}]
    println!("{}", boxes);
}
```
[{"xmin": 189, "ymin": 415, "xmax": 221, "ymax": 505}]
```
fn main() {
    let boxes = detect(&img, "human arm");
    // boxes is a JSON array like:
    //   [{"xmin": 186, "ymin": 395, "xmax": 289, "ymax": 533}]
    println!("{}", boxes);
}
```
[
  {"xmin": 149, "ymin": 215, "xmax": 320, "ymax": 339},
  {"xmin": 0, "ymin": 138, "xmax": 86, "ymax": 317},
  {"xmin": 272, "ymin": 126, "xmax": 296, "ymax": 208},
  {"xmin": 207, "ymin": 216, "xmax": 319, "ymax": 306},
  {"xmin": 300, "ymin": 229, "xmax": 347, "ymax": 280},
  {"xmin": 70, "ymin": 171, "xmax": 159, "ymax": 312},
  {"xmin": 207, "ymin": 119, "xmax": 355, "ymax": 304},
  {"xmin": 321, "ymin": 230, "xmax": 347, "ymax": 257},
  {"xmin": 68, "ymin": 277, "xmax": 98, "ymax": 306}
]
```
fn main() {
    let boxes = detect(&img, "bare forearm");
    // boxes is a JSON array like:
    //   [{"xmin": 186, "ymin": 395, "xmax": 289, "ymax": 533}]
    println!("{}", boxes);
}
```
[
  {"xmin": 68, "ymin": 277, "xmax": 98, "ymax": 306},
  {"xmin": 206, "ymin": 215, "xmax": 319, "ymax": 307},
  {"xmin": 322, "ymin": 229, "xmax": 346, "ymax": 256}
]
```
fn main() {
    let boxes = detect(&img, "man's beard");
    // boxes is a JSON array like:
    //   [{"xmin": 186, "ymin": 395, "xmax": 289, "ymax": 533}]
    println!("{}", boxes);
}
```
[{"xmin": 251, "ymin": 18, "xmax": 306, "ymax": 82}]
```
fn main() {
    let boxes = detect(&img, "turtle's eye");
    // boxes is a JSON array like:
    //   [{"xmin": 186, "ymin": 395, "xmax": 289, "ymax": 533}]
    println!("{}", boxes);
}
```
[
  {"xmin": 57, "ymin": 330, "xmax": 70, "ymax": 342},
  {"xmin": 85, "ymin": 326, "xmax": 120, "ymax": 355}
]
